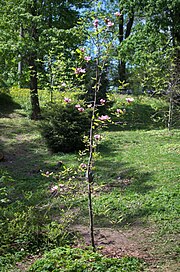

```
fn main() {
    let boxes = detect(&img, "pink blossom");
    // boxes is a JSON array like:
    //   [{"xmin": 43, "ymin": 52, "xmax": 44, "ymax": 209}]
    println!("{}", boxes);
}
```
[
  {"xmin": 84, "ymin": 56, "xmax": 91, "ymax": 62},
  {"xmin": 45, "ymin": 171, "xmax": 53, "ymax": 177},
  {"xmin": 116, "ymin": 108, "xmax": 121, "ymax": 113},
  {"xmin": 64, "ymin": 97, "xmax": 71, "ymax": 103},
  {"xmin": 75, "ymin": 67, "xmax": 86, "ymax": 74},
  {"xmin": 50, "ymin": 185, "xmax": 58, "ymax": 193},
  {"xmin": 98, "ymin": 115, "xmax": 110, "ymax": 121},
  {"xmin": 100, "ymin": 98, "xmax": 106, "ymax": 105},
  {"xmin": 59, "ymin": 183, "xmax": 64, "ymax": 188},
  {"xmin": 80, "ymin": 48, "xmax": 85, "ymax": 52},
  {"xmin": 94, "ymin": 134, "xmax": 101, "ymax": 140},
  {"xmin": 93, "ymin": 19, "xmax": 99, "ymax": 28},
  {"xmin": 126, "ymin": 97, "xmax": 134, "ymax": 103},
  {"xmin": 80, "ymin": 163, "xmax": 87, "ymax": 169},
  {"xmin": 78, "ymin": 107, "xmax": 85, "ymax": 112},
  {"xmin": 75, "ymin": 104, "xmax": 81, "ymax": 109},
  {"xmin": 114, "ymin": 12, "xmax": 121, "ymax": 17},
  {"xmin": 107, "ymin": 21, "xmax": 114, "ymax": 27}
]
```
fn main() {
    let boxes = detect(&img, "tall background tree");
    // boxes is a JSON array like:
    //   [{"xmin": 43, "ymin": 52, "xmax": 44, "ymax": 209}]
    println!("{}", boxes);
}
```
[{"xmin": 0, "ymin": 0, "xmax": 89, "ymax": 119}]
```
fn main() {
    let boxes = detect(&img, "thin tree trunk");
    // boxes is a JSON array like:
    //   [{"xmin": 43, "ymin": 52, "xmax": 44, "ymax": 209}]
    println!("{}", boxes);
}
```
[
  {"xmin": 118, "ymin": 13, "xmax": 126, "ymax": 83},
  {"xmin": 29, "ymin": 54, "xmax": 41, "ymax": 120},
  {"xmin": 118, "ymin": 10, "xmax": 134, "ymax": 84},
  {"xmin": 18, "ymin": 25, "xmax": 23, "ymax": 87},
  {"xmin": 29, "ymin": 0, "xmax": 41, "ymax": 120},
  {"xmin": 167, "ymin": 83, "xmax": 174, "ymax": 131}
]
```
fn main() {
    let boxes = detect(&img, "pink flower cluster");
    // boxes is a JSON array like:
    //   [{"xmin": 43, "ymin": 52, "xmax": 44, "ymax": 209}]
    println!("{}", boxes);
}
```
[
  {"xmin": 50, "ymin": 183, "xmax": 65, "ymax": 193},
  {"xmin": 94, "ymin": 134, "xmax": 101, "ymax": 140},
  {"xmin": 105, "ymin": 18, "xmax": 114, "ymax": 27},
  {"xmin": 116, "ymin": 108, "xmax": 122, "ymax": 114},
  {"xmin": 100, "ymin": 99, "xmax": 106, "ymax": 105},
  {"xmin": 75, "ymin": 67, "xmax": 86, "ymax": 74},
  {"xmin": 93, "ymin": 19, "xmax": 99, "ymax": 28},
  {"xmin": 50, "ymin": 185, "xmax": 58, "ymax": 193},
  {"xmin": 98, "ymin": 115, "xmax": 110, "ymax": 121},
  {"xmin": 75, "ymin": 104, "xmax": 84, "ymax": 112},
  {"xmin": 107, "ymin": 21, "xmax": 114, "ymax": 27},
  {"xmin": 80, "ymin": 163, "xmax": 87, "ymax": 169},
  {"xmin": 126, "ymin": 97, "xmax": 134, "ymax": 103},
  {"xmin": 84, "ymin": 56, "xmax": 91, "ymax": 62},
  {"xmin": 117, "ymin": 108, "xmax": 126, "ymax": 114},
  {"xmin": 114, "ymin": 12, "xmax": 121, "ymax": 17},
  {"xmin": 64, "ymin": 97, "xmax": 71, "ymax": 103}
]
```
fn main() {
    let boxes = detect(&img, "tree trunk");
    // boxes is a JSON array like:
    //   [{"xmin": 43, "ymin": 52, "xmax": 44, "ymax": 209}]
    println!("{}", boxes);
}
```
[
  {"xmin": 118, "ymin": 60, "xmax": 126, "ymax": 82},
  {"xmin": 29, "ymin": 55, "xmax": 41, "ymax": 120},
  {"xmin": 118, "ymin": 12, "xmax": 134, "ymax": 84},
  {"xmin": 29, "ymin": 0, "xmax": 41, "ymax": 120},
  {"xmin": 118, "ymin": 14, "xmax": 126, "ymax": 83}
]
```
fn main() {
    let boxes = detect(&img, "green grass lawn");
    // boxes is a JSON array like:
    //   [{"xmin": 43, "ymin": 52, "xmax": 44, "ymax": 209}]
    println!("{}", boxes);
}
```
[
  {"xmin": 93, "ymin": 129, "xmax": 180, "ymax": 229},
  {"xmin": 0, "ymin": 89, "xmax": 179, "ymax": 271}
]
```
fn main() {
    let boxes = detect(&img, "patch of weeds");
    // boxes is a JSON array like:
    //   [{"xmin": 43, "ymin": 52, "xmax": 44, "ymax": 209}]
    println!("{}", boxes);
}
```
[
  {"xmin": 0, "ymin": 253, "xmax": 24, "ymax": 272},
  {"xmin": 27, "ymin": 246, "xmax": 145, "ymax": 272}
]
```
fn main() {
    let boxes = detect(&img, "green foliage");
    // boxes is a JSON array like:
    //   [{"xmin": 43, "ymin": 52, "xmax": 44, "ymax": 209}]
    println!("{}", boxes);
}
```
[
  {"xmin": 28, "ymin": 246, "xmax": 144, "ymax": 272},
  {"xmin": 108, "ymin": 94, "xmax": 168, "ymax": 129},
  {"xmin": 40, "ymin": 102, "xmax": 91, "ymax": 153}
]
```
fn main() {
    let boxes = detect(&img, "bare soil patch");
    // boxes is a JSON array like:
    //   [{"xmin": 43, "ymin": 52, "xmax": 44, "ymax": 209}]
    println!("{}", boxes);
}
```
[{"xmin": 73, "ymin": 225, "xmax": 179, "ymax": 272}]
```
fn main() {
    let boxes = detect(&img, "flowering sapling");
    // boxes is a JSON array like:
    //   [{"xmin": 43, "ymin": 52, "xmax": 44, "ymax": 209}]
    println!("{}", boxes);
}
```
[{"xmin": 44, "ymin": 11, "xmax": 132, "ymax": 252}]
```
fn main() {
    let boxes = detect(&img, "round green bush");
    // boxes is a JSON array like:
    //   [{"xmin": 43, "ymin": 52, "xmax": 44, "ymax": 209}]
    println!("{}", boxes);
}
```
[
  {"xmin": 41, "ymin": 103, "xmax": 91, "ymax": 153},
  {"xmin": 28, "ymin": 246, "xmax": 144, "ymax": 272}
]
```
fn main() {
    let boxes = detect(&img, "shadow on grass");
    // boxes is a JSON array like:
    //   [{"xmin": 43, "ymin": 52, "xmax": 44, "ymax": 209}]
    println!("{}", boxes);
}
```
[
  {"xmin": 81, "ymin": 140, "xmax": 158, "ymax": 228},
  {"xmin": 109, "ymin": 103, "xmax": 167, "ymax": 131},
  {"xmin": 0, "ymin": 92, "xmax": 21, "ymax": 116}
]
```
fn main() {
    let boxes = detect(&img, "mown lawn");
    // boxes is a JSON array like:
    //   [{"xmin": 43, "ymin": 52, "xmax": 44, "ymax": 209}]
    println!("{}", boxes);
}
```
[{"xmin": 0, "ymin": 89, "xmax": 179, "ymax": 271}]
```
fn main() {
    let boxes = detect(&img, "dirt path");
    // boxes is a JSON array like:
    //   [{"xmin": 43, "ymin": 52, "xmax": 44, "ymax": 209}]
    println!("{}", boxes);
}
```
[{"xmin": 73, "ymin": 225, "xmax": 156, "ymax": 271}]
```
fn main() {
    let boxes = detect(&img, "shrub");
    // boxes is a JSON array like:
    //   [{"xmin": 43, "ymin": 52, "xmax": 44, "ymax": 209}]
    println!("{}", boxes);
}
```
[
  {"xmin": 40, "ymin": 103, "xmax": 91, "ymax": 153},
  {"xmin": 28, "ymin": 246, "xmax": 145, "ymax": 272}
]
